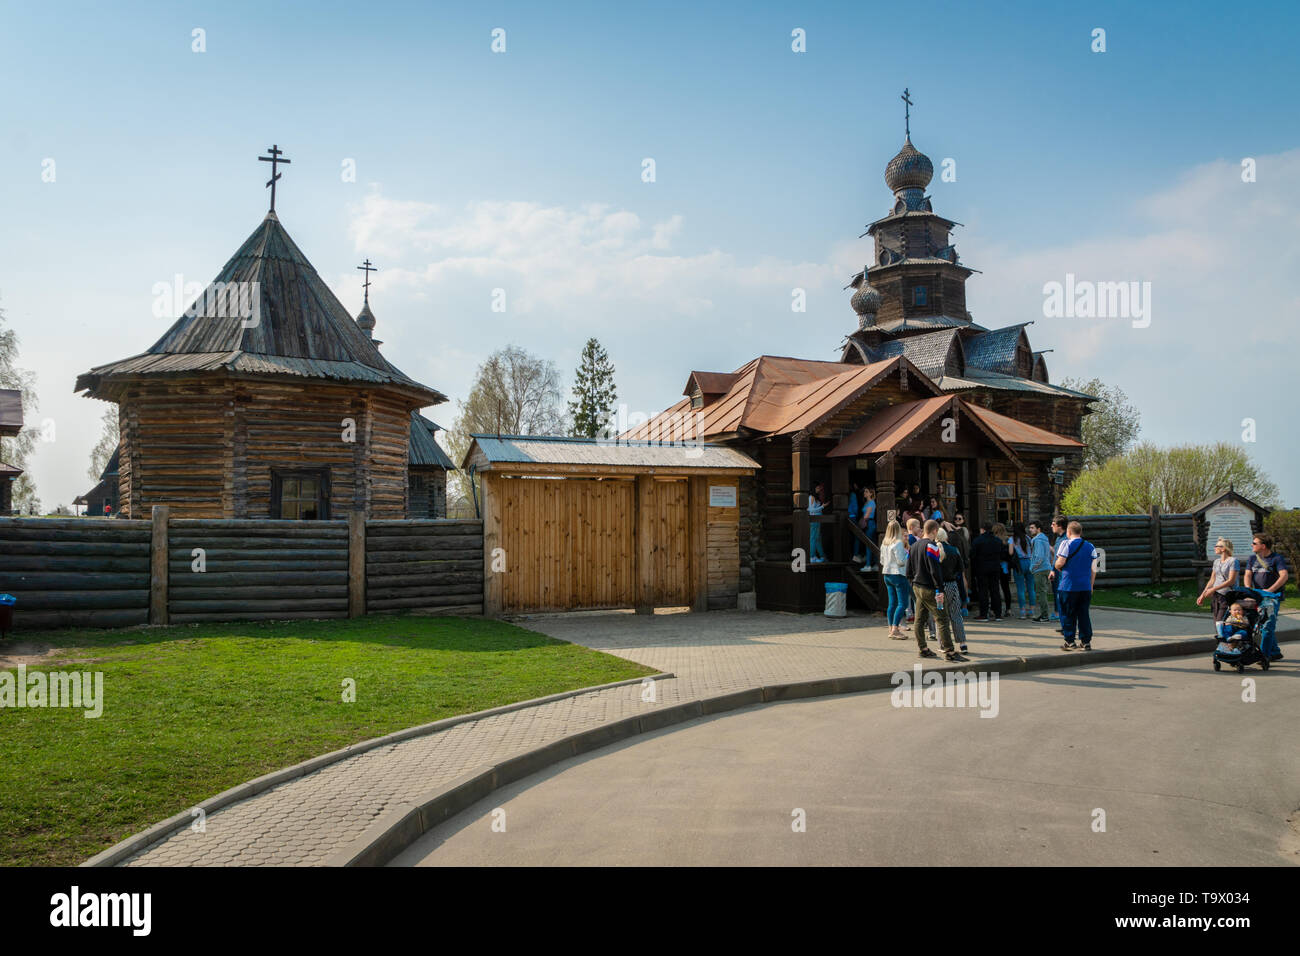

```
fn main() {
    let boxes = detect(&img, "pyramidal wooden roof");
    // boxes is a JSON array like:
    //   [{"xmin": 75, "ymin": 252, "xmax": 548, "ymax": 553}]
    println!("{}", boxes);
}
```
[{"xmin": 76, "ymin": 213, "xmax": 446, "ymax": 405}]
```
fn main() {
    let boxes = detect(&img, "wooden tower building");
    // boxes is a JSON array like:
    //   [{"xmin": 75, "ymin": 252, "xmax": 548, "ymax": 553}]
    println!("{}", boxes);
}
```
[{"xmin": 75, "ymin": 148, "xmax": 448, "ymax": 519}]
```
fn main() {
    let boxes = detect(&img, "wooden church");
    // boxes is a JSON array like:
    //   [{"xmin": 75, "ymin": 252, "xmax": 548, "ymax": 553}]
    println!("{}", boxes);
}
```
[
  {"xmin": 75, "ymin": 148, "xmax": 452, "ymax": 520},
  {"xmin": 625, "ymin": 98, "xmax": 1098, "ymax": 611}
]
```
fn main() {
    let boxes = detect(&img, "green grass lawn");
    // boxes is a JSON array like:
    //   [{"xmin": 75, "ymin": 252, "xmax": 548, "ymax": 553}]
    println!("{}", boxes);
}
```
[
  {"xmin": 1091, "ymin": 578, "xmax": 1298, "ymax": 614},
  {"xmin": 0, "ymin": 615, "xmax": 654, "ymax": 867}
]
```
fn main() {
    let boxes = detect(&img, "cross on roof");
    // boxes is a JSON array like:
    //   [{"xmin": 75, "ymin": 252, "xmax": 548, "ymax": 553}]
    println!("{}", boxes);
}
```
[
  {"xmin": 357, "ymin": 258, "xmax": 378, "ymax": 304},
  {"xmin": 901, "ymin": 88, "xmax": 913, "ymax": 139},
  {"xmin": 257, "ymin": 144, "xmax": 291, "ymax": 213}
]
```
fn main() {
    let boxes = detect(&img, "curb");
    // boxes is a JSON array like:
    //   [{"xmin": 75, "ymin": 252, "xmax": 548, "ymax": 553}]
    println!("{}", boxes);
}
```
[
  {"xmin": 335, "ymin": 629, "xmax": 1300, "ymax": 867},
  {"xmin": 81, "ymin": 670, "xmax": 673, "ymax": 867}
]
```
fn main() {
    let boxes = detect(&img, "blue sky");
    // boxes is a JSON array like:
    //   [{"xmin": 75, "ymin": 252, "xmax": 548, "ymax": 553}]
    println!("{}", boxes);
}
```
[{"xmin": 2, "ymin": 0, "xmax": 1299, "ymax": 506}]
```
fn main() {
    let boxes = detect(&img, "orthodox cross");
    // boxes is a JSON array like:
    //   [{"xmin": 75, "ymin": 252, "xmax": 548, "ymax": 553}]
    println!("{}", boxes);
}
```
[
  {"xmin": 357, "ymin": 259, "xmax": 377, "ymax": 304},
  {"xmin": 258, "ymin": 144, "xmax": 291, "ymax": 212},
  {"xmin": 901, "ymin": 88, "xmax": 913, "ymax": 139}
]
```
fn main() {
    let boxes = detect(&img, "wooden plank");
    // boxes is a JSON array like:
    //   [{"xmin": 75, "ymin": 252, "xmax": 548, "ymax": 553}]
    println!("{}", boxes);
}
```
[
  {"xmin": 348, "ymin": 511, "xmax": 365, "ymax": 618},
  {"xmin": 482, "ymin": 473, "xmax": 503, "ymax": 616},
  {"xmin": 691, "ymin": 477, "xmax": 709, "ymax": 611},
  {"xmin": 150, "ymin": 505, "xmax": 169, "ymax": 625}
]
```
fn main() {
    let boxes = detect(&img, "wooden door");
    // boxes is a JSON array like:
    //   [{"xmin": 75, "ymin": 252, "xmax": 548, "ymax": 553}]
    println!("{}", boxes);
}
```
[{"xmin": 648, "ymin": 478, "xmax": 691, "ymax": 606}]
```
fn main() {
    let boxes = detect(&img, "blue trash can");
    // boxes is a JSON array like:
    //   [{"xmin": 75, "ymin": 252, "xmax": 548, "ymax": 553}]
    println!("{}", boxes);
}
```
[{"xmin": 824, "ymin": 582, "xmax": 848, "ymax": 618}]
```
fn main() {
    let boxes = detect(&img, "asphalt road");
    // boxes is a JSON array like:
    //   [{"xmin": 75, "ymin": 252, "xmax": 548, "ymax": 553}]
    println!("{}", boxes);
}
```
[{"xmin": 393, "ymin": 656, "xmax": 1300, "ymax": 866}]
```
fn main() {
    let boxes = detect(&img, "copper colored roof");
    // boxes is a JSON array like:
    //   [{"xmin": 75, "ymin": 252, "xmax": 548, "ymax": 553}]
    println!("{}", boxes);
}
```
[
  {"xmin": 624, "ymin": 355, "xmax": 941, "ymax": 442},
  {"xmin": 828, "ymin": 396, "xmax": 1023, "ymax": 466},
  {"xmin": 962, "ymin": 402, "xmax": 1085, "ymax": 450},
  {"xmin": 683, "ymin": 371, "xmax": 738, "ymax": 396}
]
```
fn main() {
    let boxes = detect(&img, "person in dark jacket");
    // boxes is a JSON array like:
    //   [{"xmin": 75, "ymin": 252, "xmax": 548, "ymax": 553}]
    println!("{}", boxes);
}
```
[
  {"xmin": 907, "ymin": 519, "xmax": 965, "ymax": 661},
  {"xmin": 969, "ymin": 522, "xmax": 1005, "ymax": 621}
]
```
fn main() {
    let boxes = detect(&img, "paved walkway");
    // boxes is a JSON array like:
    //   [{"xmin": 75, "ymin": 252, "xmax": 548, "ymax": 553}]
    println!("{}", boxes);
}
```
[{"xmin": 119, "ymin": 606, "xmax": 1299, "ymax": 865}]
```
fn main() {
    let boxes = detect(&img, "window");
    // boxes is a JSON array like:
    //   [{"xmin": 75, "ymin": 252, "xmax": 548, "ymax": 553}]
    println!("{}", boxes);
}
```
[
  {"xmin": 271, "ymin": 469, "xmax": 330, "ymax": 519},
  {"xmin": 912, "ymin": 285, "xmax": 928, "ymax": 306}
]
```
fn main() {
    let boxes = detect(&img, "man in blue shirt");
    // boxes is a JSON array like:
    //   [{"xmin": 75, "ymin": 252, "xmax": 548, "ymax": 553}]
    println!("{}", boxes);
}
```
[
  {"xmin": 1244, "ymin": 533, "xmax": 1290, "ymax": 661},
  {"xmin": 1050, "ymin": 519, "xmax": 1098, "ymax": 650},
  {"xmin": 1026, "ymin": 520, "xmax": 1053, "ymax": 622}
]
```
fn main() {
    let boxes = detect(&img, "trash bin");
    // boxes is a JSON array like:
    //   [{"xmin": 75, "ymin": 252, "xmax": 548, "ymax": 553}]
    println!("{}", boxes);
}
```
[
  {"xmin": 0, "ymin": 594, "xmax": 15, "ymax": 639},
  {"xmin": 824, "ymin": 582, "xmax": 848, "ymax": 618}
]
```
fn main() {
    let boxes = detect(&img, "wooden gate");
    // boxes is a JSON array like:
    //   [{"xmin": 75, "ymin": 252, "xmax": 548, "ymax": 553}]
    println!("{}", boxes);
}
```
[{"xmin": 494, "ymin": 475, "xmax": 693, "ymax": 613}]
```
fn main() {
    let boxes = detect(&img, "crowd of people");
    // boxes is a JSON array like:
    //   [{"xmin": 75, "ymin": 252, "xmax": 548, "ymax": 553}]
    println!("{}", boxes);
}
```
[{"xmin": 809, "ymin": 482, "xmax": 1291, "ymax": 663}]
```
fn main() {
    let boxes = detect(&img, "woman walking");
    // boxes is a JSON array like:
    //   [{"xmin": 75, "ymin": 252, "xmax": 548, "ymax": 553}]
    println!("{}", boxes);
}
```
[
  {"xmin": 861, "ymin": 488, "xmax": 877, "ymax": 569},
  {"xmin": 881, "ymin": 520, "xmax": 911, "ymax": 639},
  {"xmin": 808, "ymin": 490, "xmax": 826, "ymax": 563},
  {"xmin": 1196, "ymin": 538, "xmax": 1239, "ymax": 622},
  {"xmin": 1010, "ymin": 521, "xmax": 1036, "ymax": 618}
]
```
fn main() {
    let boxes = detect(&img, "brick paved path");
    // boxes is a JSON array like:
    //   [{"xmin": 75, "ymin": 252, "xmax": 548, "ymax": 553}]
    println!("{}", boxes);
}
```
[{"xmin": 119, "ymin": 607, "xmax": 1298, "ymax": 865}]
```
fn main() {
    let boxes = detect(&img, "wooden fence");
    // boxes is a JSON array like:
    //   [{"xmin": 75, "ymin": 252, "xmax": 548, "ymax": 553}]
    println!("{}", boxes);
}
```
[
  {"xmin": 1074, "ymin": 511, "xmax": 1198, "ymax": 588},
  {"xmin": 0, "ymin": 512, "xmax": 483, "ymax": 630}
]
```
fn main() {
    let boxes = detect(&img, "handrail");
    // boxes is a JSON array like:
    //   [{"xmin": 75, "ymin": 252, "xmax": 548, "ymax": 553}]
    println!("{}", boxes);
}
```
[{"xmin": 845, "ymin": 517, "xmax": 881, "ymax": 558}]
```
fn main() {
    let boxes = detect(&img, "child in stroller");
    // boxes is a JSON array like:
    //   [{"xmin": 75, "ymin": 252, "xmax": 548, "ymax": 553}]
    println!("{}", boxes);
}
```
[{"xmin": 1212, "ymin": 589, "xmax": 1274, "ymax": 672}]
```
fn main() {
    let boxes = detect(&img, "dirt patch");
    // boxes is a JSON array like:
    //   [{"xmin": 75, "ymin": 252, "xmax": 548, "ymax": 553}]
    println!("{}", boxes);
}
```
[{"xmin": 0, "ymin": 641, "xmax": 59, "ymax": 668}]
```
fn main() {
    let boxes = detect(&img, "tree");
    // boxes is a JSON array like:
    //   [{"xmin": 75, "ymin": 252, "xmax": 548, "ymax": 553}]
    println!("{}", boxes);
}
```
[
  {"xmin": 567, "ymin": 338, "xmax": 618, "ymax": 439},
  {"xmin": 1059, "ymin": 376, "xmax": 1141, "ymax": 470},
  {"xmin": 445, "ymin": 344, "xmax": 564, "ymax": 501},
  {"xmin": 0, "ymin": 302, "xmax": 41, "ymax": 514},
  {"xmin": 1062, "ymin": 442, "xmax": 1282, "ymax": 515},
  {"xmin": 88, "ymin": 406, "xmax": 120, "ymax": 479}
]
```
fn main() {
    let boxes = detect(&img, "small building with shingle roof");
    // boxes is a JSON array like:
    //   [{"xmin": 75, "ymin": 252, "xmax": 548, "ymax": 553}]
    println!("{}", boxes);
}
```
[{"xmin": 75, "ymin": 198, "xmax": 448, "ymax": 520}]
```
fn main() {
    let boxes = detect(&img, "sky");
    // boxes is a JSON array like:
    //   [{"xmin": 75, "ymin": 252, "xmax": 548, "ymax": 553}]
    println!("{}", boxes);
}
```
[{"xmin": 2, "ymin": 0, "xmax": 1299, "ymax": 508}]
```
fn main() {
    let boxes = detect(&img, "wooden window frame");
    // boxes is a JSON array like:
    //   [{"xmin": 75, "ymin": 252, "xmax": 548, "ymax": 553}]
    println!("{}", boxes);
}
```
[{"xmin": 270, "ymin": 467, "xmax": 331, "ymax": 520}]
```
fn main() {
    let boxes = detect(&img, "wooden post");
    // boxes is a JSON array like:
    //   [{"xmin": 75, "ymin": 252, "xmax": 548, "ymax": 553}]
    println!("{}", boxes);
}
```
[
  {"xmin": 149, "ymin": 504, "xmax": 169, "ymax": 625},
  {"xmin": 792, "ymin": 433, "xmax": 811, "ymax": 561},
  {"xmin": 1149, "ymin": 504, "xmax": 1162, "ymax": 585},
  {"xmin": 635, "ymin": 475, "xmax": 654, "ymax": 614},
  {"xmin": 876, "ymin": 453, "xmax": 896, "ymax": 523},
  {"xmin": 974, "ymin": 457, "xmax": 988, "ymax": 527},
  {"xmin": 482, "ymin": 472, "xmax": 503, "ymax": 616},
  {"xmin": 690, "ymin": 477, "xmax": 709, "ymax": 611},
  {"xmin": 831, "ymin": 457, "xmax": 849, "ymax": 563},
  {"xmin": 348, "ymin": 511, "xmax": 365, "ymax": 617}
]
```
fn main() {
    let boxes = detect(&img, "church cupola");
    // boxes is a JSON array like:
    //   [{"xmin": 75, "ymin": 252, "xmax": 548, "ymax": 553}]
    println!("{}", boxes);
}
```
[
  {"xmin": 884, "ymin": 137, "xmax": 934, "ymax": 211},
  {"xmin": 850, "ymin": 277, "xmax": 881, "ymax": 329},
  {"xmin": 355, "ymin": 257, "xmax": 382, "ymax": 347}
]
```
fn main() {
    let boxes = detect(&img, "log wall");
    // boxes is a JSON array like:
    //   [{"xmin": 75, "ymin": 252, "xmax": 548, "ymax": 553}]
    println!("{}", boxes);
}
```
[
  {"xmin": 0, "ymin": 515, "xmax": 483, "ymax": 630},
  {"xmin": 1072, "ymin": 512, "xmax": 1197, "ymax": 588}
]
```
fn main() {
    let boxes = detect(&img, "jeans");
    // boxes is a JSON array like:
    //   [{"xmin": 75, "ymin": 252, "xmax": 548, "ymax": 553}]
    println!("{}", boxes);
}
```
[
  {"xmin": 884, "ymin": 574, "xmax": 910, "ymax": 627},
  {"xmin": 1013, "ymin": 557, "xmax": 1035, "ymax": 608},
  {"xmin": 1059, "ymin": 590, "xmax": 1093, "ymax": 645},
  {"xmin": 913, "ymin": 585, "xmax": 954, "ymax": 653},
  {"xmin": 975, "ymin": 571, "xmax": 1003, "ymax": 618},
  {"xmin": 809, "ymin": 522, "xmax": 825, "ymax": 561},
  {"xmin": 1032, "ymin": 570, "xmax": 1051, "ymax": 618},
  {"xmin": 1259, "ymin": 596, "xmax": 1283, "ymax": 657}
]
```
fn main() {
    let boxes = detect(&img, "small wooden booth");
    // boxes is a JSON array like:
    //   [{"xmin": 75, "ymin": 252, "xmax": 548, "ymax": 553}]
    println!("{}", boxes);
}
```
[{"xmin": 462, "ymin": 435, "xmax": 759, "ymax": 615}]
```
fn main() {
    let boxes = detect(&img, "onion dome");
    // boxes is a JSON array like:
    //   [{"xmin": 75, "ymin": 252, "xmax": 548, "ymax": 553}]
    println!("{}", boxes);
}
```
[
  {"xmin": 851, "ymin": 278, "xmax": 881, "ymax": 329},
  {"xmin": 884, "ymin": 137, "xmax": 933, "ymax": 193},
  {"xmin": 356, "ymin": 301, "xmax": 377, "ymax": 337}
]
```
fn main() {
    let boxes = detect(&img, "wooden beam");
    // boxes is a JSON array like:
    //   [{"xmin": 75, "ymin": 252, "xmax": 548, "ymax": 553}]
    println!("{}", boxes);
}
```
[
  {"xmin": 876, "ymin": 454, "xmax": 896, "ymax": 525},
  {"xmin": 481, "ymin": 473, "xmax": 503, "ymax": 616},
  {"xmin": 1149, "ymin": 504, "xmax": 1162, "ymax": 585},
  {"xmin": 348, "ymin": 511, "xmax": 365, "ymax": 617},
  {"xmin": 635, "ymin": 475, "xmax": 654, "ymax": 613},
  {"xmin": 149, "ymin": 504, "xmax": 169, "ymax": 625},
  {"xmin": 791, "ymin": 433, "xmax": 811, "ymax": 562},
  {"xmin": 831, "ymin": 456, "xmax": 849, "ymax": 564},
  {"xmin": 974, "ymin": 457, "xmax": 988, "ymax": 526},
  {"xmin": 479, "ymin": 462, "xmax": 756, "ymax": 478},
  {"xmin": 690, "ymin": 477, "xmax": 709, "ymax": 611}
]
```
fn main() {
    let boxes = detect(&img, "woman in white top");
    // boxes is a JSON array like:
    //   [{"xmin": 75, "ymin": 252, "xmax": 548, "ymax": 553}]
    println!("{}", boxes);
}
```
[
  {"xmin": 1196, "ymin": 538, "xmax": 1239, "ymax": 623},
  {"xmin": 880, "ymin": 520, "xmax": 911, "ymax": 639}
]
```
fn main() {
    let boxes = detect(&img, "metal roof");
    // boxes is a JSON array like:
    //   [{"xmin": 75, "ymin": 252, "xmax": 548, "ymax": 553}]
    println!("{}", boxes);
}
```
[
  {"xmin": 872, "ymin": 315, "xmax": 985, "ymax": 334},
  {"xmin": 76, "ymin": 212, "xmax": 445, "ymax": 404},
  {"xmin": 937, "ymin": 368, "xmax": 1097, "ymax": 400},
  {"xmin": 961, "ymin": 403, "xmax": 1086, "ymax": 450},
  {"xmin": 622, "ymin": 355, "xmax": 942, "ymax": 443},
  {"xmin": 0, "ymin": 388, "xmax": 22, "ymax": 436},
  {"xmin": 409, "ymin": 412, "xmax": 455, "ymax": 469},
  {"xmin": 1187, "ymin": 488, "xmax": 1272, "ymax": 517},
  {"xmin": 465, "ymin": 434, "xmax": 759, "ymax": 472}
]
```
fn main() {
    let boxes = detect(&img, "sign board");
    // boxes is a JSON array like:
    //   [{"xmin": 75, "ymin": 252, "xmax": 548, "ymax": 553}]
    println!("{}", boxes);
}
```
[
  {"xmin": 708, "ymin": 485, "xmax": 737, "ymax": 508},
  {"xmin": 855, "ymin": 459, "xmax": 873, "ymax": 470}
]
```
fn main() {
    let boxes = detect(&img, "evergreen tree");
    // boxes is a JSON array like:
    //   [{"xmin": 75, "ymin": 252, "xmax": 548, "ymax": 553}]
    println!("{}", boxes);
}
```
[{"xmin": 567, "ymin": 338, "xmax": 618, "ymax": 439}]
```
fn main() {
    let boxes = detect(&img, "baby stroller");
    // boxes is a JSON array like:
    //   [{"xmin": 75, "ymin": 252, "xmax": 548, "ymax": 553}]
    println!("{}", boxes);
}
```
[{"xmin": 1212, "ymin": 587, "xmax": 1277, "ymax": 672}]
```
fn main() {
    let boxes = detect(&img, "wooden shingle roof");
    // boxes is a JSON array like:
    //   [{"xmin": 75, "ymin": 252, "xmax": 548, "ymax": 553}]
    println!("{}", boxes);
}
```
[
  {"xmin": 0, "ymin": 388, "xmax": 22, "ymax": 437},
  {"xmin": 409, "ymin": 412, "xmax": 455, "ymax": 470},
  {"xmin": 76, "ymin": 213, "xmax": 446, "ymax": 405}
]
